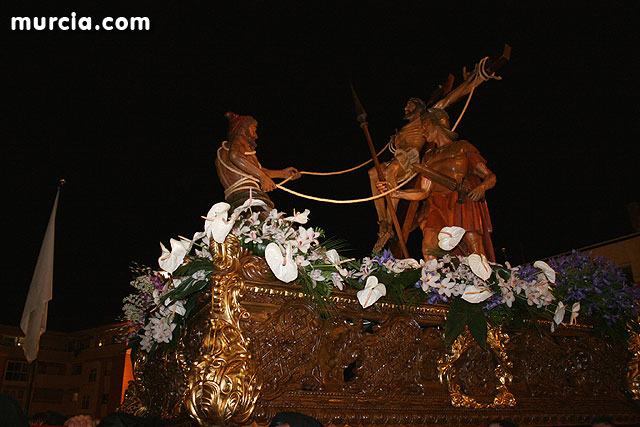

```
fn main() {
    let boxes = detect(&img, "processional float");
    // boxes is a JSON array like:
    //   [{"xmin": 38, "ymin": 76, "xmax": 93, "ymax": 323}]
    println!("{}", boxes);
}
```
[{"xmin": 119, "ymin": 45, "xmax": 640, "ymax": 426}]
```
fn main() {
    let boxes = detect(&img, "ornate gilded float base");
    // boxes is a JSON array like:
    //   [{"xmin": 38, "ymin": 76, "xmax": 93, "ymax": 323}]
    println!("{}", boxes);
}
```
[
  {"xmin": 627, "ymin": 329, "xmax": 640, "ymax": 400},
  {"xmin": 437, "ymin": 326, "xmax": 515, "ymax": 408},
  {"xmin": 120, "ymin": 237, "xmax": 640, "ymax": 426}
]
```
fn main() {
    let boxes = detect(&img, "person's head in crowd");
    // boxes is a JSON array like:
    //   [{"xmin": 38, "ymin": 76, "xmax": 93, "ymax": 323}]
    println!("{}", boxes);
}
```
[
  {"xmin": 591, "ymin": 415, "xmax": 615, "ymax": 427},
  {"xmin": 269, "ymin": 411, "xmax": 323, "ymax": 427},
  {"xmin": 488, "ymin": 420, "xmax": 518, "ymax": 427},
  {"xmin": 29, "ymin": 410, "xmax": 67, "ymax": 426},
  {"xmin": 0, "ymin": 394, "xmax": 28, "ymax": 427}
]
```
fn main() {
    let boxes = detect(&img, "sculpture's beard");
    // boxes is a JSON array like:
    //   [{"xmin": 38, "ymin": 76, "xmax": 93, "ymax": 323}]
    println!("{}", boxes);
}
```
[
  {"xmin": 404, "ymin": 110, "xmax": 418, "ymax": 121},
  {"xmin": 244, "ymin": 130, "xmax": 258, "ymax": 149}
]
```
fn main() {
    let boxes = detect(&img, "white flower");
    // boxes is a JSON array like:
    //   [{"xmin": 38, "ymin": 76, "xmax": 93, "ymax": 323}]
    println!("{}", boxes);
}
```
[
  {"xmin": 467, "ymin": 254, "xmax": 492, "ymax": 281},
  {"xmin": 294, "ymin": 255, "xmax": 310, "ymax": 267},
  {"xmin": 244, "ymin": 230, "xmax": 262, "ymax": 244},
  {"xmin": 533, "ymin": 260, "xmax": 556, "ymax": 284},
  {"xmin": 158, "ymin": 238, "xmax": 191, "ymax": 274},
  {"xmin": 230, "ymin": 194, "xmax": 267, "ymax": 219},
  {"xmin": 140, "ymin": 330, "xmax": 153, "ymax": 352},
  {"xmin": 309, "ymin": 269, "xmax": 325, "ymax": 286},
  {"xmin": 553, "ymin": 301, "xmax": 566, "ymax": 326},
  {"xmin": 570, "ymin": 302, "xmax": 580, "ymax": 325},
  {"xmin": 357, "ymin": 276, "xmax": 386, "ymax": 309},
  {"xmin": 438, "ymin": 226, "xmax": 466, "ymax": 251},
  {"xmin": 420, "ymin": 271, "xmax": 439, "ymax": 292},
  {"xmin": 461, "ymin": 285, "xmax": 492, "ymax": 304},
  {"xmin": 285, "ymin": 209, "xmax": 310, "ymax": 224},
  {"xmin": 203, "ymin": 202, "xmax": 234, "ymax": 244},
  {"xmin": 163, "ymin": 299, "xmax": 186, "ymax": 317},
  {"xmin": 424, "ymin": 258, "xmax": 443, "ymax": 272},
  {"xmin": 325, "ymin": 249, "xmax": 349, "ymax": 276},
  {"xmin": 149, "ymin": 316, "xmax": 175, "ymax": 344},
  {"xmin": 191, "ymin": 269, "xmax": 206, "ymax": 281},
  {"xmin": 388, "ymin": 258, "xmax": 421, "ymax": 273},
  {"xmin": 264, "ymin": 242, "xmax": 298, "ymax": 283},
  {"xmin": 294, "ymin": 227, "xmax": 319, "ymax": 253},
  {"xmin": 330, "ymin": 272, "xmax": 344, "ymax": 291}
]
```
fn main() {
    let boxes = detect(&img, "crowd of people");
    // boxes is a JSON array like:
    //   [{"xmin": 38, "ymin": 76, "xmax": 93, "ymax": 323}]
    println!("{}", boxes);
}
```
[{"xmin": 1, "ymin": 391, "xmax": 621, "ymax": 427}]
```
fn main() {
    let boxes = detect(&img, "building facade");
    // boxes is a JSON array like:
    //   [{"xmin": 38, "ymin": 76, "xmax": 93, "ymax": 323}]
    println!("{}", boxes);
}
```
[{"xmin": 0, "ymin": 323, "xmax": 132, "ymax": 419}]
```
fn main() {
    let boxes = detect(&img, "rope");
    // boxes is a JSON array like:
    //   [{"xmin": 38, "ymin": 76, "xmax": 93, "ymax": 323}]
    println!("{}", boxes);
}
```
[
  {"xmin": 300, "ymin": 142, "xmax": 389, "ymax": 176},
  {"xmin": 451, "ymin": 86, "xmax": 475, "ymax": 132},
  {"xmin": 275, "ymin": 173, "xmax": 416, "ymax": 204},
  {"xmin": 219, "ymin": 140, "xmax": 389, "ymax": 178},
  {"xmin": 451, "ymin": 57, "xmax": 501, "ymax": 132}
]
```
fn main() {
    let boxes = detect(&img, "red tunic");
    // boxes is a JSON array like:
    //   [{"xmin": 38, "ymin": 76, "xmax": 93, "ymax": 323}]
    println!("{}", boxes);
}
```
[{"xmin": 417, "ymin": 141, "xmax": 495, "ymax": 261}]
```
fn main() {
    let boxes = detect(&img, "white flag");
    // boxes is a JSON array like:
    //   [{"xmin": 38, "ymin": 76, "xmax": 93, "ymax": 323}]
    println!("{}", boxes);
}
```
[{"xmin": 20, "ymin": 189, "xmax": 60, "ymax": 362}]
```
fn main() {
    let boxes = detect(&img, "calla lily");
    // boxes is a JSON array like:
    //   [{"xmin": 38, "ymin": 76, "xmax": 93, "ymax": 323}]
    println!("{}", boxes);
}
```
[
  {"xmin": 553, "ymin": 301, "xmax": 566, "ymax": 325},
  {"xmin": 460, "ymin": 285, "xmax": 492, "ymax": 303},
  {"xmin": 357, "ymin": 276, "xmax": 387, "ymax": 309},
  {"xmin": 468, "ymin": 253, "xmax": 492, "ymax": 281},
  {"xmin": 534, "ymin": 260, "xmax": 556, "ymax": 283},
  {"xmin": 264, "ymin": 242, "xmax": 298, "ymax": 283},
  {"xmin": 569, "ymin": 302, "xmax": 580, "ymax": 325},
  {"xmin": 230, "ymin": 196, "xmax": 267, "ymax": 220},
  {"xmin": 285, "ymin": 209, "xmax": 310, "ymax": 224},
  {"xmin": 158, "ymin": 238, "xmax": 191, "ymax": 274},
  {"xmin": 325, "ymin": 249, "xmax": 349, "ymax": 276},
  {"xmin": 203, "ymin": 202, "xmax": 234, "ymax": 243},
  {"xmin": 438, "ymin": 226, "xmax": 466, "ymax": 251}
]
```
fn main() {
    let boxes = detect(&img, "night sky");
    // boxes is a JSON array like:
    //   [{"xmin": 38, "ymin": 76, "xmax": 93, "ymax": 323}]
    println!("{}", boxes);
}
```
[{"xmin": 4, "ymin": 5, "xmax": 639, "ymax": 331}]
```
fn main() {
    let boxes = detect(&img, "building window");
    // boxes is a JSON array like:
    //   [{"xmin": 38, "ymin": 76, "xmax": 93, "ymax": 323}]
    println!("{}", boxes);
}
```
[
  {"xmin": 102, "ymin": 393, "xmax": 109, "ymax": 404},
  {"xmin": 0, "ymin": 335, "xmax": 24, "ymax": 347},
  {"xmin": 72, "ymin": 392, "xmax": 79, "ymax": 402},
  {"xmin": 88, "ymin": 368, "xmax": 97, "ymax": 382},
  {"xmin": 72, "ymin": 363, "xmax": 82, "ymax": 375},
  {"xmin": 37, "ymin": 362, "xmax": 67, "ymax": 376},
  {"xmin": 103, "ymin": 361, "xmax": 111, "ymax": 377},
  {"xmin": 81, "ymin": 395, "xmax": 90, "ymax": 410},
  {"xmin": 4, "ymin": 361, "xmax": 29, "ymax": 382},
  {"xmin": 32, "ymin": 388, "xmax": 63, "ymax": 403},
  {"xmin": 3, "ymin": 388, "xmax": 25, "ymax": 402}
]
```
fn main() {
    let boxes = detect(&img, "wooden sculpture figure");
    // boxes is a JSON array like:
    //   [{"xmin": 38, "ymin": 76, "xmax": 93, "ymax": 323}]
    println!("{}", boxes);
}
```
[
  {"xmin": 216, "ymin": 112, "xmax": 301, "ymax": 209},
  {"xmin": 377, "ymin": 108, "xmax": 496, "ymax": 261},
  {"xmin": 370, "ymin": 98, "xmax": 429, "ymax": 252},
  {"xmin": 368, "ymin": 46, "xmax": 510, "ymax": 255}
]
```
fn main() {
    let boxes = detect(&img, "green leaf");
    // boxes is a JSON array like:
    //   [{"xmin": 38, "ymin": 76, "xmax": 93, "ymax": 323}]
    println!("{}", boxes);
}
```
[
  {"xmin": 444, "ymin": 298, "xmax": 468, "ymax": 347},
  {"xmin": 467, "ymin": 303, "xmax": 488, "ymax": 350}
]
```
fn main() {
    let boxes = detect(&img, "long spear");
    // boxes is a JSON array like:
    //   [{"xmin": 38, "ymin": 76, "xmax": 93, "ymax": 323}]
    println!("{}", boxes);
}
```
[{"xmin": 350, "ymin": 83, "xmax": 410, "ymax": 259}]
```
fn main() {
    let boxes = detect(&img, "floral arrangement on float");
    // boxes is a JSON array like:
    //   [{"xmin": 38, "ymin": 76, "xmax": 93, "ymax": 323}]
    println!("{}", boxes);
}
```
[{"xmin": 122, "ymin": 200, "xmax": 640, "ymax": 354}]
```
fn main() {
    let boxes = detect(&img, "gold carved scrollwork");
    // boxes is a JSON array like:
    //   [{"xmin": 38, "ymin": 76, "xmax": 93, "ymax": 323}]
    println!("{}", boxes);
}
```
[
  {"xmin": 627, "ymin": 329, "xmax": 640, "ymax": 400},
  {"xmin": 118, "ymin": 350, "xmax": 149, "ymax": 417},
  {"xmin": 437, "ymin": 327, "xmax": 516, "ymax": 408},
  {"xmin": 185, "ymin": 234, "xmax": 262, "ymax": 426}
]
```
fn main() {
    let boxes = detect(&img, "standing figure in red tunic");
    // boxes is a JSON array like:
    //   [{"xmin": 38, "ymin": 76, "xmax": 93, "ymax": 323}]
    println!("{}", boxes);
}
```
[{"xmin": 377, "ymin": 108, "xmax": 496, "ymax": 261}]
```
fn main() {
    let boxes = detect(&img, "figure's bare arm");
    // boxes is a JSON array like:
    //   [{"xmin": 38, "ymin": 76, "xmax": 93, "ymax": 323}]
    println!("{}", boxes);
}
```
[
  {"xmin": 468, "ymin": 163, "xmax": 496, "ymax": 201},
  {"xmin": 263, "ymin": 167, "xmax": 301, "ymax": 180},
  {"xmin": 376, "ymin": 176, "xmax": 432, "ymax": 201}
]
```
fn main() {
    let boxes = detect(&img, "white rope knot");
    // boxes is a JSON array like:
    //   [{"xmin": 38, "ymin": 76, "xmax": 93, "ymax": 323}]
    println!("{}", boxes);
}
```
[{"xmin": 476, "ymin": 56, "xmax": 502, "ymax": 81}]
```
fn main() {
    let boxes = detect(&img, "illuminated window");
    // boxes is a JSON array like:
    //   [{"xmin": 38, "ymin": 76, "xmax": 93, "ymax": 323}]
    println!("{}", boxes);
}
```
[{"xmin": 72, "ymin": 392, "xmax": 79, "ymax": 402}]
